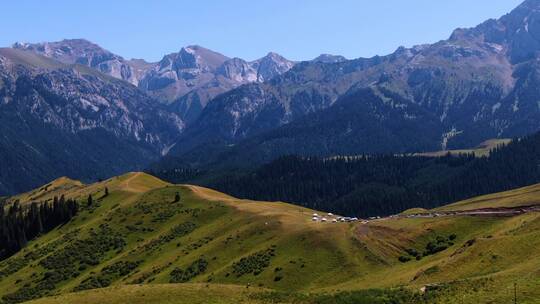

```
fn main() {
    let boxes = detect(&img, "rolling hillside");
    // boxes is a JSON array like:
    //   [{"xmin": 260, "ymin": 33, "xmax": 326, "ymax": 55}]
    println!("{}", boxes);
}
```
[
  {"xmin": 414, "ymin": 138, "xmax": 512, "ymax": 158},
  {"xmin": 437, "ymin": 182, "xmax": 540, "ymax": 212},
  {"xmin": 0, "ymin": 173, "xmax": 539, "ymax": 303}
]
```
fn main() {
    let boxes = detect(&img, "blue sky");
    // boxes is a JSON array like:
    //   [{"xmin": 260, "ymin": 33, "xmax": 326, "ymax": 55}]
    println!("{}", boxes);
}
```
[{"xmin": 1, "ymin": 0, "xmax": 523, "ymax": 62}]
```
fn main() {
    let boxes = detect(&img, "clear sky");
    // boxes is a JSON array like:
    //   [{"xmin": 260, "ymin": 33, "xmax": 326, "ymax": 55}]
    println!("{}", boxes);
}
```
[{"xmin": 1, "ymin": 0, "xmax": 524, "ymax": 62}]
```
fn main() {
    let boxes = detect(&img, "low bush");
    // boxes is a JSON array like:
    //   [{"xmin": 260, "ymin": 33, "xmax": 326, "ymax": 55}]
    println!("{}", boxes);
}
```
[
  {"xmin": 399, "ymin": 234, "xmax": 457, "ymax": 262},
  {"xmin": 169, "ymin": 258, "xmax": 208, "ymax": 283},
  {"xmin": 75, "ymin": 260, "xmax": 141, "ymax": 291},
  {"xmin": 232, "ymin": 247, "xmax": 276, "ymax": 277},
  {"xmin": 398, "ymin": 255, "xmax": 411, "ymax": 263},
  {"xmin": 3, "ymin": 226, "xmax": 125, "ymax": 303}
]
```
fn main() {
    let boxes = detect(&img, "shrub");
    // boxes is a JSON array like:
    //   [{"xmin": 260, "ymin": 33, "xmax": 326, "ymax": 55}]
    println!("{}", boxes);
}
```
[
  {"xmin": 75, "ymin": 260, "xmax": 141, "ymax": 291},
  {"xmin": 398, "ymin": 255, "xmax": 411, "ymax": 263},
  {"xmin": 170, "ymin": 258, "xmax": 208, "ymax": 283},
  {"xmin": 139, "ymin": 222, "xmax": 196, "ymax": 252},
  {"xmin": 405, "ymin": 248, "xmax": 418, "ymax": 257},
  {"xmin": 232, "ymin": 248, "xmax": 276, "ymax": 277},
  {"xmin": 401, "ymin": 234, "xmax": 457, "ymax": 261},
  {"xmin": 3, "ymin": 226, "xmax": 125, "ymax": 303}
]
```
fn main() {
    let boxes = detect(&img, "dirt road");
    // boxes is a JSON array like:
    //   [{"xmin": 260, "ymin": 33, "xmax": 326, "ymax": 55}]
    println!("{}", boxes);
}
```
[{"xmin": 394, "ymin": 204, "xmax": 540, "ymax": 220}]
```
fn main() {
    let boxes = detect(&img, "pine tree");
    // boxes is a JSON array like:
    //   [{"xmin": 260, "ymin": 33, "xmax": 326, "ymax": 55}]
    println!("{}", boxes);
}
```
[{"xmin": 0, "ymin": 198, "xmax": 79, "ymax": 261}]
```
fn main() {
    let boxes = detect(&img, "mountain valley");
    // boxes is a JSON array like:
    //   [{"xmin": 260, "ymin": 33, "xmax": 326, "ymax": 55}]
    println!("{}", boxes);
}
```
[
  {"xmin": 4, "ymin": 0, "xmax": 540, "ymax": 198},
  {"xmin": 3, "ymin": 1, "xmax": 540, "ymax": 303}
]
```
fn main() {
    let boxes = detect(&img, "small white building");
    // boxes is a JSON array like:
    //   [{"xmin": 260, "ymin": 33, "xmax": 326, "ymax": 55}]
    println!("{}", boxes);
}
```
[
  {"xmin": 311, "ymin": 216, "xmax": 319, "ymax": 221},
  {"xmin": 321, "ymin": 217, "xmax": 328, "ymax": 222}
]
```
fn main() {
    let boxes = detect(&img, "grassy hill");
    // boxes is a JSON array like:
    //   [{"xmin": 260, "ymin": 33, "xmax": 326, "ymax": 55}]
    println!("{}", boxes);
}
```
[
  {"xmin": 414, "ymin": 138, "xmax": 511, "ymax": 157},
  {"xmin": 436, "ymin": 182, "xmax": 540, "ymax": 211},
  {"xmin": 0, "ymin": 173, "xmax": 539, "ymax": 303}
]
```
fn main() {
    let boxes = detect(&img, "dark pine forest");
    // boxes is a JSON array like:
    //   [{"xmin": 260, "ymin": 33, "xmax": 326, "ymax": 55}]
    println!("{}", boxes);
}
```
[
  {"xmin": 0, "ymin": 196, "xmax": 78, "ymax": 261},
  {"xmin": 153, "ymin": 132, "xmax": 540, "ymax": 217}
]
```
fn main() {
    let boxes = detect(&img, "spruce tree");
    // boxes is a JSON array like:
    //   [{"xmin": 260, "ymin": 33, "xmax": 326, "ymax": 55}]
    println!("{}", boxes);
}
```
[{"xmin": 87, "ymin": 194, "xmax": 93, "ymax": 207}]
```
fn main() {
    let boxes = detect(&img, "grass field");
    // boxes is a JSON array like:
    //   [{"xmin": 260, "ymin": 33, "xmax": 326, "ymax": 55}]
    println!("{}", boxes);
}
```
[
  {"xmin": 26, "ymin": 284, "xmax": 267, "ymax": 304},
  {"xmin": 437, "ymin": 182, "xmax": 540, "ymax": 211},
  {"xmin": 415, "ymin": 138, "xmax": 511, "ymax": 157},
  {"xmin": 0, "ymin": 172, "xmax": 539, "ymax": 303}
]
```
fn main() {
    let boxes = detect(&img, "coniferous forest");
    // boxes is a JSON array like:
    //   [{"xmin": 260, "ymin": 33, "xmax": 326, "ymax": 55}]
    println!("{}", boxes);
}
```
[
  {"xmin": 0, "ymin": 196, "xmax": 78, "ymax": 260},
  {"xmin": 152, "ymin": 132, "xmax": 540, "ymax": 217}
]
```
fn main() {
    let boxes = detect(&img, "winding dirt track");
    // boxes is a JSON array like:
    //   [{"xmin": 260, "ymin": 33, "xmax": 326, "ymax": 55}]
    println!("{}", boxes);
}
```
[
  {"xmin": 186, "ymin": 184, "xmax": 540, "ymax": 229},
  {"xmin": 389, "ymin": 204, "xmax": 540, "ymax": 221}
]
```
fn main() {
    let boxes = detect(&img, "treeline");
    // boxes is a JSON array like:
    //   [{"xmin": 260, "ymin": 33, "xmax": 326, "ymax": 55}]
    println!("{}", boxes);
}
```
[
  {"xmin": 207, "ymin": 154, "xmax": 475, "ymax": 217},
  {"xmin": 174, "ymin": 132, "xmax": 540, "ymax": 217},
  {"xmin": 438, "ymin": 134, "xmax": 540, "ymax": 201},
  {"xmin": 0, "ymin": 196, "xmax": 78, "ymax": 260}
]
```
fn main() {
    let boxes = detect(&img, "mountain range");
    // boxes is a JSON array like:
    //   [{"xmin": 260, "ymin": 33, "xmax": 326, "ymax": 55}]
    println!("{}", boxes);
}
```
[
  {"xmin": 1, "ymin": 41, "xmax": 299, "ymax": 194},
  {"xmin": 13, "ymin": 40, "xmax": 296, "ymax": 124},
  {"xmin": 3, "ymin": 0, "xmax": 540, "ymax": 195},
  {"xmin": 3, "ymin": 3, "xmax": 540, "ymax": 303},
  {"xmin": 163, "ymin": 0, "xmax": 540, "ymax": 168}
]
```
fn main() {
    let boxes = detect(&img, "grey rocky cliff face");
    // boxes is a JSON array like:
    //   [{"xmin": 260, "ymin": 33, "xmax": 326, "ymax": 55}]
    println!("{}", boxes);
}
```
[
  {"xmin": 0, "ymin": 48, "xmax": 185, "ymax": 194},
  {"xmin": 251, "ymin": 52, "xmax": 296, "ymax": 82},
  {"xmin": 161, "ymin": 50, "xmax": 296, "ymax": 124},
  {"xmin": 13, "ymin": 39, "xmax": 143, "ymax": 85},
  {"xmin": 312, "ymin": 54, "xmax": 347, "ymax": 63},
  {"xmin": 15, "ymin": 41, "xmax": 296, "ymax": 125},
  {"xmin": 0, "ymin": 48, "xmax": 182, "ymax": 153}
]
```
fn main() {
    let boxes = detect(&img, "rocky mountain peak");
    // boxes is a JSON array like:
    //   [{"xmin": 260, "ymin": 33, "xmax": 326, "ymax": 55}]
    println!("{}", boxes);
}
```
[
  {"xmin": 12, "ymin": 39, "xmax": 143, "ymax": 85},
  {"xmin": 260, "ymin": 51, "xmax": 291, "ymax": 62},
  {"xmin": 516, "ymin": 0, "xmax": 540, "ymax": 11},
  {"xmin": 217, "ymin": 57, "xmax": 257, "ymax": 82},
  {"xmin": 12, "ymin": 39, "xmax": 122, "ymax": 64},
  {"xmin": 312, "ymin": 54, "xmax": 347, "ymax": 63},
  {"xmin": 154, "ymin": 45, "xmax": 229, "ymax": 79},
  {"xmin": 448, "ymin": 0, "xmax": 540, "ymax": 63},
  {"xmin": 178, "ymin": 45, "xmax": 229, "ymax": 71},
  {"xmin": 264, "ymin": 51, "xmax": 284, "ymax": 59},
  {"xmin": 251, "ymin": 52, "xmax": 295, "ymax": 82}
]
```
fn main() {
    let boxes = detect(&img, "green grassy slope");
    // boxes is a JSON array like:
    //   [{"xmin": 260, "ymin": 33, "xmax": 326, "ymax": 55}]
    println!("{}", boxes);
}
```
[
  {"xmin": 27, "ymin": 284, "xmax": 267, "ymax": 304},
  {"xmin": 436, "ymin": 182, "xmax": 540, "ymax": 211},
  {"xmin": 415, "ymin": 138, "xmax": 511, "ymax": 157},
  {"xmin": 0, "ymin": 173, "xmax": 539, "ymax": 304}
]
